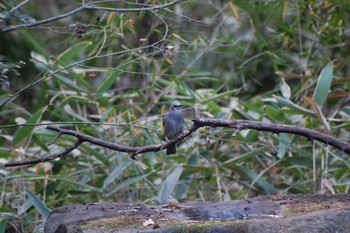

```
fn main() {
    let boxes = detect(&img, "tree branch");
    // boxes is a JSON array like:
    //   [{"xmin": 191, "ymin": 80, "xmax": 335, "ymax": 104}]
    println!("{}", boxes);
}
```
[
  {"xmin": 1, "ymin": 0, "xmax": 187, "ymax": 34},
  {"xmin": 4, "ymin": 117, "xmax": 350, "ymax": 167},
  {"xmin": 9, "ymin": 0, "xmax": 30, "ymax": 13},
  {"xmin": 191, "ymin": 118, "xmax": 350, "ymax": 153},
  {"xmin": 4, "ymin": 139, "xmax": 83, "ymax": 167}
]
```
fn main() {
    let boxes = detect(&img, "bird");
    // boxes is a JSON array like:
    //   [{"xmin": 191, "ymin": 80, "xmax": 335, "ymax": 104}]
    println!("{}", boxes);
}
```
[{"xmin": 163, "ymin": 101, "xmax": 184, "ymax": 155}]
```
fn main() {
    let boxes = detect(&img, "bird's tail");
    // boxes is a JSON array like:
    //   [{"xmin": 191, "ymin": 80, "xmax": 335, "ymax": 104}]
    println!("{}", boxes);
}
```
[{"xmin": 166, "ymin": 143, "xmax": 176, "ymax": 155}]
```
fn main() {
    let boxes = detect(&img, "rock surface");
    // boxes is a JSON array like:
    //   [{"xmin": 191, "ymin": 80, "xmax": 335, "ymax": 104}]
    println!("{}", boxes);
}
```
[{"xmin": 44, "ymin": 194, "xmax": 350, "ymax": 233}]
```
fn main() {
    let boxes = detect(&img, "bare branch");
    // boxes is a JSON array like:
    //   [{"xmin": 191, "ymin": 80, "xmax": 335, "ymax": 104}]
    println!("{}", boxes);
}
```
[
  {"xmin": 1, "ymin": 0, "xmax": 187, "ymax": 34},
  {"xmin": 4, "ymin": 139, "xmax": 83, "ymax": 167},
  {"xmin": 9, "ymin": 0, "xmax": 30, "ymax": 13},
  {"xmin": 191, "ymin": 118, "xmax": 350, "ymax": 154},
  {"xmin": 4, "ymin": 117, "xmax": 350, "ymax": 167}
]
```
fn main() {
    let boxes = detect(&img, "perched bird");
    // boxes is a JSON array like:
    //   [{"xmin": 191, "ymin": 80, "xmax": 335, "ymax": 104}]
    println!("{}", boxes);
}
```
[{"xmin": 163, "ymin": 101, "xmax": 184, "ymax": 155}]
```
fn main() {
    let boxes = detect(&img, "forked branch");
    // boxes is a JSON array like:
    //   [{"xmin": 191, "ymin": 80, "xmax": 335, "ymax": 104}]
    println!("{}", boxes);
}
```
[{"xmin": 4, "ymin": 117, "xmax": 350, "ymax": 167}]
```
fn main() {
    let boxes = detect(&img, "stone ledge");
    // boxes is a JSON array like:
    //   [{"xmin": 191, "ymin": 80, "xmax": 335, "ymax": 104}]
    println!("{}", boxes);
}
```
[{"xmin": 44, "ymin": 194, "xmax": 350, "ymax": 233}]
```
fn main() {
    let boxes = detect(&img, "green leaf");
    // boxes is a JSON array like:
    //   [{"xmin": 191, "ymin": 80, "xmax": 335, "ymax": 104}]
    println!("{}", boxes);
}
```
[
  {"xmin": 64, "ymin": 179, "xmax": 103, "ymax": 193},
  {"xmin": 277, "ymin": 133, "xmax": 289, "ymax": 159},
  {"xmin": 13, "ymin": 107, "xmax": 46, "ymax": 145},
  {"xmin": 0, "ymin": 95, "xmax": 13, "ymax": 107},
  {"xmin": 157, "ymin": 164, "xmax": 183, "ymax": 204},
  {"xmin": 99, "ymin": 106, "xmax": 113, "ymax": 123},
  {"xmin": 182, "ymin": 165, "xmax": 212, "ymax": 176},
  {"xmin": 21, "ymin": 31, "xmax": 48, "ymax": 57},
  {"xmin": 142, "ymin": 128, "xmax": 155, "ymax": 144},
  {"xmin": 25, "ymin": 189, "xmax": 50, "ymax": 219},
  {"xmin": 281, "ymin": 156, "xmax": 317, "ymax": 167},
  {"xmin": 241, "ymin": 130, "xmax": 259, "ymax": 142},
  {"xmin": 227, "ymin": 164, "xmax": 276, "ymax": 194},
  {"xmin": 96, "ymin": 62, "xmax": 130, "ymax": 96},
  {"xmin": 81, "ymin": 145, "xmax": 109, "ymax": 165},
  {"xmin": 0, "ymin": 207, "xmax": 14, "ymax": 218},
  {"xmin": 275, "ymin": 96, "xmax": 314, "ymax": 116},
  {"xmin": 107, "ymin": 171, "xmax": 154, "ymax": 196},
  {"xmin": 0, "ymin": 219, "xmax": 6, "ymax": 233},
  {"xmin": 223, "ymin": 148, "xmax": 265, "ymax": 166},
  {"xmin": 265, "ymin": 105, "xmax": 293, "ymax": 124},
  {"xmin": 244, "ymin": 168, "xmax": 276, "ymax": 194},
  {"xmin": 201, "ymin": 89, "xmax": 240, "ymax": 104},
  {"xmin": 57, "ymin": 41, "xmax": 92, "ymax": 63},
  {"xmin": 334, "ymin": 167, "xmax": 350, "ymax": 180},
  {"xmin": 66, "ymin": 68, "xmax": 93, "ymax": 92},
  {"xmin": 313, "ymin": 63, "xmax": 333, "ymax": 108},
  {"xmin": 53, "ymin": 73, "xmax": 84, "ymax": 92},
  {"xmin": 181, "ymin": 81, "xmax": 199, "ymax": 100},
  {"xmin": 0, "ymin": 148, "xmax": 11, "ymax": 158},
  {"xmin": 103, "ymin": 159, "xmax": 133, "ymax": 189}
]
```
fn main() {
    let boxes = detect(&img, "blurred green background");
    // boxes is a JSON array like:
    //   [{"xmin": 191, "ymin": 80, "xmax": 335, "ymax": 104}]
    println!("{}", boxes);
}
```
[{"xmin": 0, "ymin": 0, "xmax": 349, "ymax": 232}]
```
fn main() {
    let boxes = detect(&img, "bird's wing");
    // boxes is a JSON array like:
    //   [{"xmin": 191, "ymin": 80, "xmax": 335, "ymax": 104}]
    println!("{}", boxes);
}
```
[
  {"xmin": 163, "ymin": 114, "xmax": 168, "ymax": 126},
  {"xmin": 163, "ymin": 113, "xmax": 167, "ymax": 127},
  {"xmin": 163, "ymin": 114, "xmax": 168, "ymax": 139}
]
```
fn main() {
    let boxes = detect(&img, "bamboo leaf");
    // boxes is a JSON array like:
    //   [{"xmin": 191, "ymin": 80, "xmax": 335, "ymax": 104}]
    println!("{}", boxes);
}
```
[
  {"xmin": 53, "ymin": 73, "xmax": 84, "ymax": 92},
  {"xmin": 25, "ymin": 189, "xmax": 50, "ymax": 219},
  {"xmin": 142, "ymin": 128, "xmax": 155, "ymax": 144},
  {"xmin": 201, "ymin": 89, "xmax": 240, "ymax": 104},
  {"xmin": 277, "ymin": 133, "xmax": 289, "ymax": 159},
  {"xmin": 313, "ymin": 63, "xmax": 333, "ymax": 108},
  {"xmin": 13, "ymin": 107, "xmax": 46, "ymax": 145},
  {"xmin": 304, "ymin": 96, "xmax": 331, "ymax": 132},
  {"xmin": 57, "ymin": 41, "xmax": 92, "ymax": 63},
  {"xmin": 107, "ymin": 172, "xmax": 154, "ymax": 196},
  {"xmin": 225, "ymin": 164, "xmax": 276, "ymax": 194},
  {"xmin": 0, "ymin": 95, "xmax": 12, "ymax": 107},
  {"xmin": 0, "ymin": 219, "xmax": 6, "ymax": 233},
  {"xmin": 96, "ymin": 61, "xmax": 130, "ymax": 96},
  {"xmin": 62, "ymin": 179, "xmax": 103, "ymax": 193},
  {"xmin": 275, "ymin": 96, "xmax": 314, "ymax": 116},
  {"xmin": 265, "ymin": 105, "xmax": 293, "ymax": 124},
  {"xmin": 103, "ymin": 159, "xmax": 133, "ymax": 189},
  {"xmin": 158, "ymin": 164, "xmax": 183, "ymax": 204}
]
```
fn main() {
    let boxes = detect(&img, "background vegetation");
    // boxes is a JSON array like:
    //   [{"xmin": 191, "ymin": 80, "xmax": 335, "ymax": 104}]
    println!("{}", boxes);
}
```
[{"xmin": 0, "ymin": 0, "xmax": 349, "ymax": 232}]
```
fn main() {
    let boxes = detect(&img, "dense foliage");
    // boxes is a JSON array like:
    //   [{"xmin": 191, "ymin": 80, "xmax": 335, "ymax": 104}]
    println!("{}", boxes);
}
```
[{"xmin": 0, "ymin": 0, "xmax": 349, "ymax": 232}]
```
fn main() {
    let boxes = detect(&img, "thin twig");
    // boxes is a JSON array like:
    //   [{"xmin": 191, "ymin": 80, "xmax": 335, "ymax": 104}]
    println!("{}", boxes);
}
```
[
  {"xmin": 9, "ymin": 0, "xmax": 30, "ymax": 13},
  {"xmin": 47, "ymin": 132, "xmax": 62, "ymax": 146},
  {"xmin": 3, "ymin": 117, "xmax": 350, "ymax": 168},
  {"xmin": 1, "ymin": 0, "xmax": 187, "ymax": 33}
]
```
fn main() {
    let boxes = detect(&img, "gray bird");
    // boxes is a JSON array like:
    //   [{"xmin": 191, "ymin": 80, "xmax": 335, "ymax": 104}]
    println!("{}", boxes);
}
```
[{"xmin": 163, "ymin": 101, "xmax": 184, "ymax": 155}]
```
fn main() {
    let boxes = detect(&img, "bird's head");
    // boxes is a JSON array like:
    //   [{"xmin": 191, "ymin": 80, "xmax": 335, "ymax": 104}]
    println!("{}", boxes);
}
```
[{"xmin": 170, "ymin": 101, "xmax": 182, "ymax": 111}]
